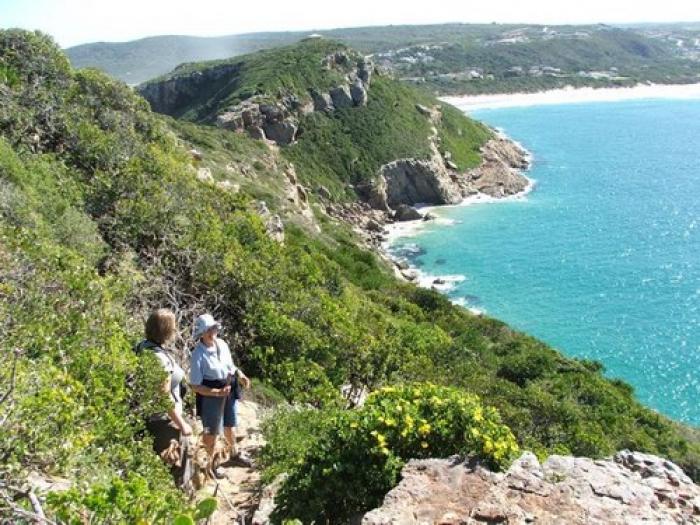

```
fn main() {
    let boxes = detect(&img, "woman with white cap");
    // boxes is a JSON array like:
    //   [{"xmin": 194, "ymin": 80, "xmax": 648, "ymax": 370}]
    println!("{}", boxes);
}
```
[{"xmin": 190, "ymin": 313, "xmax": 251, "ymax": 475}]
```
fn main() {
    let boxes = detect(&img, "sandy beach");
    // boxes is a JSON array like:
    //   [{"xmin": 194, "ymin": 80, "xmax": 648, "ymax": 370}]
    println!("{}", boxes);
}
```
[{"xmin": 441, "ymin": 83, "xmax": 700, "ymax": 112}]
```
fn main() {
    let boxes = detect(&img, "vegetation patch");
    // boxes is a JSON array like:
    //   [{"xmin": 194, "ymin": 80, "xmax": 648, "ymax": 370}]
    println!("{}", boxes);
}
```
[{"xmin": 261, "ymin": 383, "xmax": 519, "ymax": 522}]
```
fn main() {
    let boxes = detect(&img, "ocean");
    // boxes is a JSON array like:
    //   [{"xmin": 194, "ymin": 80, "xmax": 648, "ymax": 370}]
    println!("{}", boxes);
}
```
[{"xmin": 387, "ymin": 97, "xmax": 700, "ymax": 425}]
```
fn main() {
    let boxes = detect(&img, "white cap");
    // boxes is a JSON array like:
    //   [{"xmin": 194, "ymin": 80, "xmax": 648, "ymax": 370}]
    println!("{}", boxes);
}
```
[{"xmin": 193, "ymin": 313, "xmax": 222, "ymax": 340}]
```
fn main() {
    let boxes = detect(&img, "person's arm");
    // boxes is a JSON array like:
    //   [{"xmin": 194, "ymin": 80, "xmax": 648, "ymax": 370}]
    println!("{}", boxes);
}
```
[
  {"xmin": 191, "ymin": 384, "xmax": 230, "ymax": 397},
  {"xmin": 221, "ymin": 339, "xmax": 251, "ymax": 388},
  {"xmin": 168, "ymin": 408, "xmax": 192, "ymax": 435},
  {"xmin": 160, "ymin": 376, "xmax": 192, "ymax": 435},
  {"xmin": 235, "ymin": 369, "xmax": 251, "ymax": 389}
]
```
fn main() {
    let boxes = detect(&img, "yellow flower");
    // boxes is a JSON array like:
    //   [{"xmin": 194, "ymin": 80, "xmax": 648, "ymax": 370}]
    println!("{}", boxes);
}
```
[
  {"xmin": 421, "ymin": 441, "xmax": 429, "ymax": 449},
  {"xmin": 350, "ymin": 422, "xmax": 358, "ymax": 429},
  {"xmin": 418, "ymin": 422, "xmax": 431, "ymax": 436},
  {"xmin": 384, "ymin": 417, "xmax": 397, "ymax": 427},
  {"xmin": 472, "ymin": 407, "xmax": 483, "ymax": 422}
]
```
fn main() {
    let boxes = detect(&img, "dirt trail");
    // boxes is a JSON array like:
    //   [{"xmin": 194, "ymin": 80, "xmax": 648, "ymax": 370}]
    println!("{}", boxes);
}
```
[{"xmin": 198, "ymin": 400, "xmax": 267, "ymax": 524}]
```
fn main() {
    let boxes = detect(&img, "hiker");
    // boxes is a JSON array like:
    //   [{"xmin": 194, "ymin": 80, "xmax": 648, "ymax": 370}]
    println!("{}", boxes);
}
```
[
  {"xmin": 134, "ymin": 309, "xmax": 192, "ymax": 468},
  {"xmin": 190, "ymin": 313, "xmax": 252, "ymax": 476}
]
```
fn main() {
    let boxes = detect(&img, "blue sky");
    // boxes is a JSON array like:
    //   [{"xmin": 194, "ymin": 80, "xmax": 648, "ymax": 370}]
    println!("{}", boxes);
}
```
[{"xmin": 2, "ymin": 0, "xmax": 700, "ymax": 48}]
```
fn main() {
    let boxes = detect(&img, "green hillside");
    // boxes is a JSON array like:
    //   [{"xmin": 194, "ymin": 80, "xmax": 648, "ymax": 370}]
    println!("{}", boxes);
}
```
[
  {"xmin": 2, "ymin": 29, "xmax": 700, "ymax": 523},
  {"xmin": 66, "ymin": 23, "xmax": 700, "ymax": 93},
  {"xmin": 138, "ymin": 38, "xmax": 492, "ymax": 197}
]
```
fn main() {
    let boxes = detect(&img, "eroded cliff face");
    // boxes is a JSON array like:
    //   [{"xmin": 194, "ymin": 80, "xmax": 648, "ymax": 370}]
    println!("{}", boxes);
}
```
[
  {"xmin": 215, "ymin": 53, "xmax": 372, "ymax": 145},
  {"xmin": 366, "ymin": 106, "xmax": 531, "ymax": 212},
  {"xmin": 138, "ymin": 62, "xmax": 242, "ymax": 116},
  {"xmin": 362, "ymin": 451, "xmax": 700, "ymax": 525},
  {"xmin": 140, "ymin": 50, "xmax": 373, "ymax": 146}
]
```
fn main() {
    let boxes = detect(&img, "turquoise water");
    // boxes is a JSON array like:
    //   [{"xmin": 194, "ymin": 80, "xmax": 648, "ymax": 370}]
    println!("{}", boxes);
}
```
[{"xmin": 389, "ymin": 98, "xmax": 700, "ymax": 425}]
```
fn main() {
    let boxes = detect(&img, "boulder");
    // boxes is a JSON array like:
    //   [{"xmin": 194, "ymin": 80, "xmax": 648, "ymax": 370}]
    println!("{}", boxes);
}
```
[
  {"xmin": 363, "ymin": 451, "xmax": 700, "ymax": 525},
  {"xmin": 196, "ymin": 167, "xmax": 214, "ymax": 183},
  {"xmin": 311, "ymin": 90, "xmax": 334, "ymax": 112},
  {"xmin": 266, "ymin": 214, "xmax": 285, "ymax": 243},
  {"xmin": 329, "ymin": 85, "xmax": 354, "ymax": 109},
  {"xmin": 400, "ymin": 270, "xmax": 418, "ymax": 281},
  {"xmin": 415, "ymin": 104, "xmax": 432, "ymax": 117},
  {"xmin": 350, "ymin": 79, "xmax": 368, "ymax": 106},
  {"xmin": 379, "ymin": 158, "xmax": 462, "ymax": 207},
  {"xmin": 394, "ymin": 259, "xmax": 410, "ymax": 271},
  {"xmin": 262, "ymin": 120, "xmax": 297, "ymax": 145},
  {"xmin": 358, "ymin": 58, "xmax": 373, "ymax": 85},
  {"xmin": 216, "ymin": 180, "xmax": 240, "ymax": 193},
  {"xmin": 394, "ymin": 204, "xmax": 423, "ymax": 222},
  {"xmin": 247, "ymin": 125, "xmax": 266, "ymax": 140},
  {"xmin": 366, "ymin": 219, "xmax": 383, "ymax": 232},
  {"xmin": 317, "ymin": 185, "xmax": 332, "ymax": 200},
  {"xmin": 366, "ymin": 177, "xmax": 390, "ymax": 211}
]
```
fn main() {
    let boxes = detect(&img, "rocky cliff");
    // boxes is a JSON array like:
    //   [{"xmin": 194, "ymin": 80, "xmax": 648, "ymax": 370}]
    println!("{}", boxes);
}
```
[
  {"xmin": 139, "ymin": 49, "xmax": 373, "ymax": 146},
  {"xmin": 366, "ymin": 105, "xmax": 530, "ymax": 212},
  {"xmin": 137, "ymin": 62, "xmax": 242, "ymax": 116},
  {"xmin": 363, "ymin": 450, "xmax": 700, "ymax": 524}
]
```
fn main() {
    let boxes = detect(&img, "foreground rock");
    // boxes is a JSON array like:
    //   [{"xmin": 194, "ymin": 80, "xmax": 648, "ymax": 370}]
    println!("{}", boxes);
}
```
[{"xmin": 363, "ymin": 450, "xmax": 700, "ymax": 525}]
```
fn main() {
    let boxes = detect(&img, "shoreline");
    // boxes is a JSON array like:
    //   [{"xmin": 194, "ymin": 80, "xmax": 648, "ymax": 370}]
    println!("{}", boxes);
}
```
[
  {"xmin": 380, "ymin": 135, "xmax": 535, "ymax": 312},
  {"xmin": 380, "ymin": 177, "xmax": 535, "ymax": 315},
  {"xmin": 441, "ymin": 82, "xmax": 700, "ymax": 112},
  {"xmin": 382, "ymin": 82, "xmax": 700, "ymax": 308},
  {"xmin": 381, "ymin": 174, "xmax": 536, "ymax": 245}
]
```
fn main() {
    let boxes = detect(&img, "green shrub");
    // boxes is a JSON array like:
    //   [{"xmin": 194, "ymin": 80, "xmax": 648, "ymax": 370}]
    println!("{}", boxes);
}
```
[{"xmin": 264, "ymin": 383, "xmax": 519, "ymax": 522}]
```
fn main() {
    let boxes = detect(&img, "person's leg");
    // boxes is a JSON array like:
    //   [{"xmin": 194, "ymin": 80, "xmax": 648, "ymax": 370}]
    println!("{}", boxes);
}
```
[
  {"xmin": 223, "ymin": 396, "xmax": 238, "ymax": 455},
  {"xmin": 201, "ymin": 433, "xmax": 216, "ymax": 456},
  {"xmin": 224, "ymin": 426, "xmax": 237, "ymax": 454},
  {"xmin": 200, "ymin": 396, "xmax": 224, "ymax": 468}
]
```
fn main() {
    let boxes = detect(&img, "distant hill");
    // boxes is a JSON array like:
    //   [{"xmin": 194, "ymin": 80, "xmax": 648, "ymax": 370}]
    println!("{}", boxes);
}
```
[
  {"xmin": 66, "ymin": 23, "xmax": 700, "ymax": 92},
  {"xmin": 65, "ymin": 32, "xmax": 303, "ymax": 84}
]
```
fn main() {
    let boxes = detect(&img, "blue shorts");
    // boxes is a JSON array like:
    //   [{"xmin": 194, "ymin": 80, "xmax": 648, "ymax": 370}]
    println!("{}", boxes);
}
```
[{"xmin": 200, "ymin": 395, "xmax": 238, "ymax": 435}]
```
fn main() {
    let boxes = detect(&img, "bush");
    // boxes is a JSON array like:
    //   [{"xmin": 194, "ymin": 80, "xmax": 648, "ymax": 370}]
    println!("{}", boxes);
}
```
[{"xmin": 264, "ymin": 383, "xmax": 519, "ymax": 522}]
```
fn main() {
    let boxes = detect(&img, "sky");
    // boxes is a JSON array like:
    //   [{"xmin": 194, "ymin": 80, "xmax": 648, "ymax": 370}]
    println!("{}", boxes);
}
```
[{"xmin": 1, "ymin": 0, "xmax": 700, "ymax": 48}]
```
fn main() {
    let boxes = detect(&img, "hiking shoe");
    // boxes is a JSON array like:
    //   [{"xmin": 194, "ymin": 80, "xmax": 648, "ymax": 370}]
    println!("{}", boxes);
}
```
[{"xmin": 231, "ymin": 452, "xmax": 254, "ymax": 468}]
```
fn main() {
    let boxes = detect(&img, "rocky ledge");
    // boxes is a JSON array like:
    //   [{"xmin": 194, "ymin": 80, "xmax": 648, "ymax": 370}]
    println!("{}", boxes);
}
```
[
  {"xmin": 364, "ymin": 102, "xmax": 530, "ymax": 216},
  {"xmin": 362, "ymin": 450, "xmax": 700, "ymax": 525},
  {"xmin": 367, "ymin": 134, "xmax": 530, "ymax": 212},
  {"xmin": 216, "ymin": 52, "xmax": 373, "ymax": 145}
]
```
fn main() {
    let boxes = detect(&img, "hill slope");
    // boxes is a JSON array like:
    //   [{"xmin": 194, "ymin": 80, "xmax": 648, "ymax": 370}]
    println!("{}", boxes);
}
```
[
  {"xmin": 66, "ymin": 23, "xmax": 700, "ymax": 92},
  {"xmin": 2, "ymin": 29, "xmax": 700, "ymax": 523},
  {"xmin": 137, "ymin": 38, "xmax": 511, "ymax": 209}
]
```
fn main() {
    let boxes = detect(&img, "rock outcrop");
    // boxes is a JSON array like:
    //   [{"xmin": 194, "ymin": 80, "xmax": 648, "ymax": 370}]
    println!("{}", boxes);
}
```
[
  {"xmin": 214, "ymin": 53, "xmax": 373, "ymax": 146},
  {"xmin": 255, "ymin": 201, "xmax": 285, "ymax": 243},
  {"xmin": 463, "ymin": 137, "xmax": 531, "ymax": 198},
  {"xmin": 367, "ymin": 106, "xmax": 530, "ymax": 213},
  {"xmin": 378, "ymin": 157, "xmax": 464, "ymax": 208},
  {"xmin": 139, "ymin": 50, "xmax": 374, "ymax": 147},
  {"xmin": 362, "ymin": 451, "xmax": 700, "ymax": 525},
  {"xmin": 138, "ymin": 63, "xmax": 241, "ymax": 115}
]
